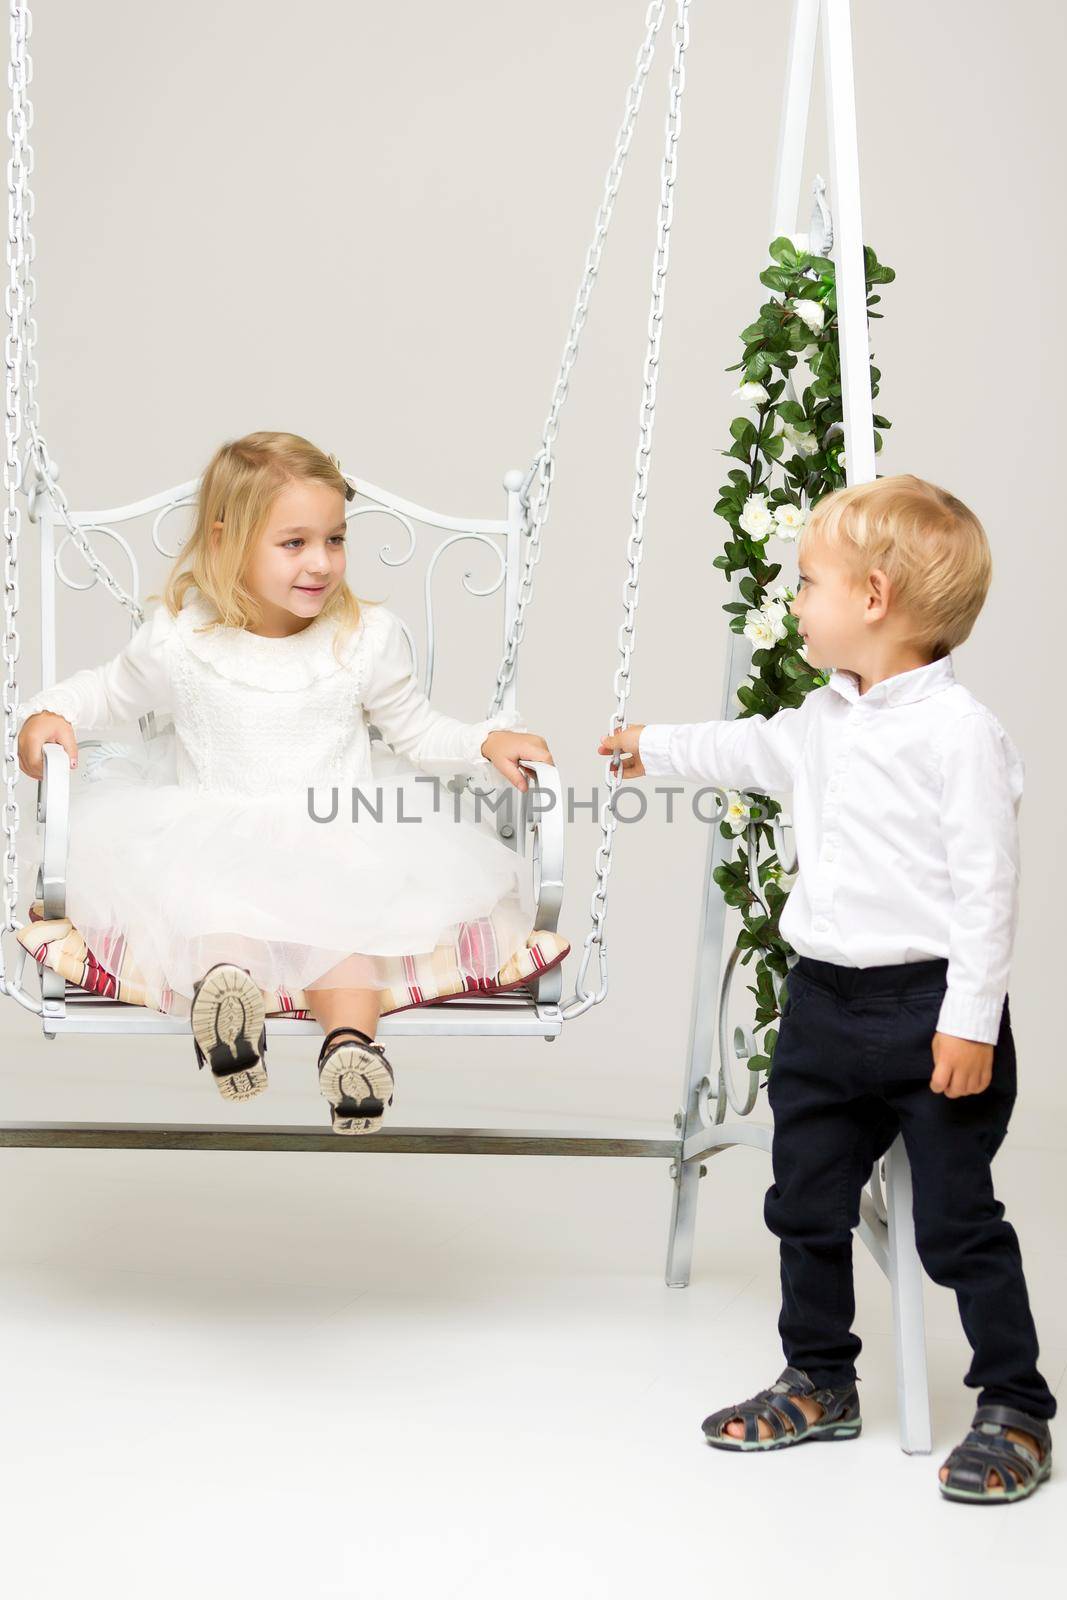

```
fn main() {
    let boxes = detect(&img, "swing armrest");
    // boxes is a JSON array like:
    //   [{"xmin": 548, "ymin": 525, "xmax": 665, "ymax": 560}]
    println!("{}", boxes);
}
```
[
  {"xmin": 37, "ymin": 741, "xmax": 71, "ymax": 920},
  {"xmin": 520, "ymin": 759, "xmax": 564, "ymax": 935}
]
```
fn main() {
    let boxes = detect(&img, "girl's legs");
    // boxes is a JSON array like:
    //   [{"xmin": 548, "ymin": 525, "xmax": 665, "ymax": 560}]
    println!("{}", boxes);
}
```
[{"xmin": 305, "ymin": 984, "xmax": 382, "ymax": 1040}]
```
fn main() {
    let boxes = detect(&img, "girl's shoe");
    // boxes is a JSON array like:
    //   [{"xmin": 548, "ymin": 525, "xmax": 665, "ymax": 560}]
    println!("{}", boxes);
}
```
[
  {"xmin": 317, "ymin": 1026, "xmax": 395, "ymax": 1135},
  {"xmin": 938, "ymin": 1405, "xmax": 1052, "ymax": 1504},
  {"xmin": 190, "ymin": 962, "xmax": 268, "ymax": 1102},
  {"xmin": 702, "ymin": 1365, "xmax": 862, "ymax": 1451}
]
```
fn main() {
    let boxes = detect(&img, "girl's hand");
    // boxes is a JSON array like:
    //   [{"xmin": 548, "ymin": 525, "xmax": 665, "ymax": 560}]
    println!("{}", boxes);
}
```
[
  {"xmin": 17, "ymin": 711, "xmax": 78, "ymax": 780},
  {"xmin": 480, "ymin": 730, "xmax": 554, "ymax": 792},
  {"xmin": 598, "ymin": 724, "xmax": 647, "ymax": 779}
]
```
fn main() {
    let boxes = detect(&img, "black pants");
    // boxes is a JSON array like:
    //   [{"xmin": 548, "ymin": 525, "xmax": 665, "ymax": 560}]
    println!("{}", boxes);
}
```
[{"xmin": 763, "ymin": 953, "xmax": 1056, "ymax": 1421}]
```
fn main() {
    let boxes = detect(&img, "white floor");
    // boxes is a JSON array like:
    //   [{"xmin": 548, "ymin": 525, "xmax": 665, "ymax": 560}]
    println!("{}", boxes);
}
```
[{"xmin": 0, "ymin": 1027, "xmax": 1062, "ymax": 1598}]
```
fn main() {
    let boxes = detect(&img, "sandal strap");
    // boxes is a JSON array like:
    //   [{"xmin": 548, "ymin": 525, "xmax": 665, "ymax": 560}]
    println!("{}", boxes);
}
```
[
  {"xmin": 972, "ymin": 1404, "xmax": 1052, "ymax": 1450},
  {"xmin": 942, "ymin": 1436, "xmax": 1038, "ymax": 1493},
  {"xmin": 709, "ymin": 1367, "xmax": 859, "ymax": 1442},
  {"xmin": 319, "ymin": 1026, "xmax": 387, "ymax": 1061}
]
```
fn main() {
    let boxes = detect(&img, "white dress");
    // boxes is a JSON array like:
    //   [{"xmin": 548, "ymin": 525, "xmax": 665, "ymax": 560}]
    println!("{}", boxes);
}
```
[{"xmin": 16, "ymin": 588, "xmax": 537, "ymax": 1003}]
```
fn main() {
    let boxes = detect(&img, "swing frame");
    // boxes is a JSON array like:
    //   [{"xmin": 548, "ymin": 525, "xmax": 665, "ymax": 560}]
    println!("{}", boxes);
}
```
[{"xmin": 1, "ymin": 0, "xmax": 932, "ymax": 1453}]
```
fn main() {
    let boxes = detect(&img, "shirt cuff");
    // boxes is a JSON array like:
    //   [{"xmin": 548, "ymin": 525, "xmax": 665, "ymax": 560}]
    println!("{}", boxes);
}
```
[
  {"xmin": 463, "ymin": 710, "xmax": 528, "ymax": 781},
  {"xmin": 637, "ymin": 723, "xmax": 679, "ymax": 778},
  {"xmin": 935, "ymin": 988, "xmax": 1004, "ymax": 1046},
  {"xmin": 15, "ymin": 696, "xmax": 78, "ymax": 735}
]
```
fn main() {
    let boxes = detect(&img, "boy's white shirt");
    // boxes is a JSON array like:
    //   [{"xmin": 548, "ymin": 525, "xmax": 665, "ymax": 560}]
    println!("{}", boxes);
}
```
[{"xmin": 638, "ymin": 653, "xmax": 1023, "ymax": 1046}]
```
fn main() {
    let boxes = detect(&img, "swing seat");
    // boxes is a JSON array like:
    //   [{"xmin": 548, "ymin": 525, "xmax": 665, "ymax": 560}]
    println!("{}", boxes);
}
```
[
  {"xmin": 24, "ymin": 739, "xmax": 567, "ymax": 1039},
  {"xmin": 15, "ymin": 460, "xmax": 571, "ymax": 1040}
]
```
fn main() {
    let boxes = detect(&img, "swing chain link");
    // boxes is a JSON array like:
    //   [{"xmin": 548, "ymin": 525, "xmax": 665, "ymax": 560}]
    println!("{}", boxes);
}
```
[
  {"xmin": 1, "ymin": 0, "xmax": 31, "ymax": 955},
  {"xmin": 487, "ymin": 0, "xmax": 668, "ymax": 723},
  {"xmin": 6, "ymin": 6, "xmax": 142, "ymax": 625},
  {"xmin": 561, "ymin": 0, "xmax": 691, "ymax": 1020}
]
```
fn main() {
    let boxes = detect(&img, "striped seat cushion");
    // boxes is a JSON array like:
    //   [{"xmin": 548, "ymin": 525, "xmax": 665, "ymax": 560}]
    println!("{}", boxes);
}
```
[{"xmin": 17, "ymin": 900, "xmax": 570, "ymax": 1019}]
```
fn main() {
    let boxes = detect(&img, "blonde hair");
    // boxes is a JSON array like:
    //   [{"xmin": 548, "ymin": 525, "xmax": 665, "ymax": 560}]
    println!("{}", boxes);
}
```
[
  {"xmin": 150, "ymin": 430, "xmax": 381, "ymax": 657},
  {"xmin": 798, "ymin": 473, "xmax": 992, "ymax": 657}
]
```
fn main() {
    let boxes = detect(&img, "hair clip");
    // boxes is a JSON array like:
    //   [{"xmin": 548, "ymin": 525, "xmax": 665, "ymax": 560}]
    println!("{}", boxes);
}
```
[{"xmin": 327, "ymin": 450, "xmax": 356, "ymax": 502}]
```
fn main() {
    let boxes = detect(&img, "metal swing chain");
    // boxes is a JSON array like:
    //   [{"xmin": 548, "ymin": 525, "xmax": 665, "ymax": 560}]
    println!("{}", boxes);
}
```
[
  {"xmin": 7, "ymin": 7, "xmax": 143, "ymax": 626},
  {"xmin": 3, "ymin": 4, "xmax": 142, "ymax": 980},
  {"xmin": 1, "ymin": 0, "xmax": 31, "ymax": 961},
  {"xmin": 486, "ymin": 0, "xmax": 668, "ymax": 721},
  {"xmin": 561, "ymin": 0, "xmax": 691, "ymax": 1020}
]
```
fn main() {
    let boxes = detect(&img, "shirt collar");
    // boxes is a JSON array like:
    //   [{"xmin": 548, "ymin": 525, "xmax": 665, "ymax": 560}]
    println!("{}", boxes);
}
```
[{"xmin": 827, "ymin": 653, "xmax": 956, "ymax": 708}]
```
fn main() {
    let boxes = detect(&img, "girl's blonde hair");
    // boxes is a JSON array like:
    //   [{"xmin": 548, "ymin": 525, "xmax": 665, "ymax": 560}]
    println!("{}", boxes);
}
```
[
  {"xmin": 152, "ymin": 431, "xmax": 380, "ymax": 655},
  {"xmin": 798, "ymin": 473, "xmax": 992, "ymax": 657}
]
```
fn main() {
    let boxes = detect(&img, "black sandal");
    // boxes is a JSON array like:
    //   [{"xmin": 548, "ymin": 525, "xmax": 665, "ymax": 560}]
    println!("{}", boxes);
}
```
[
  {"xmin": 938, "ymin": 1405, "xmax": 1053, "ymax": 1504},
  {"xmin": 190, "ymin": 962, "xmax": 268, "ymax": 1102},
  {"xmin": 317, "ymin": 1026, "xmax": 395, "ymax": 1136},
  {"xmin": 702, "ymin": 1365, "xmax": 862, "ymax": 1451}
]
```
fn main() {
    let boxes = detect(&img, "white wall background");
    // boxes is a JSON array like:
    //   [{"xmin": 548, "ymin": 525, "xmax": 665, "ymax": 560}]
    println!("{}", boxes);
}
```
[{"xmin": 4, "ymin": 0, "xmax": 1065, "ymax": 1123}]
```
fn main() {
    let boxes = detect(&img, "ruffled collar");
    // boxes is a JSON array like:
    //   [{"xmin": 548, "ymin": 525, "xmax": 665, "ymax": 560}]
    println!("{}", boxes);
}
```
[{"xmin": 176, "ymin": 587, "xmax": 367, "ymax": 689}]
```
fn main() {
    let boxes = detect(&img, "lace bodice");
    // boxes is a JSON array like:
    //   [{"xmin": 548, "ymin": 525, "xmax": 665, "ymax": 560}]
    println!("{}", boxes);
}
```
[{"xmin": 17, "ymin": 588, "xmax": 526, "ymax": 797}]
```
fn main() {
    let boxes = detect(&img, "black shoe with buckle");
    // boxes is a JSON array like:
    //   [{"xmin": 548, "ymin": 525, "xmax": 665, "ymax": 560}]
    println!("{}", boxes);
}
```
[
  {"xmin": 316, "ymin": 1026, "xmax": 395, "ymax": 1135},
  {"xmin": 190, "ymin": 962, "xmax": 268, "ymax": 1103}
]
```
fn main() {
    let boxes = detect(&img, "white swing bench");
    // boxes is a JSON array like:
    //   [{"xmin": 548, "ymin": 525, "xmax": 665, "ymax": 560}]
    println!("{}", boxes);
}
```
[
  {"xmin": 26, "ymin": 467, "xmax": 571, "ymax": 1052},
  {"xmin": 0, "ymin": 0, "xmax": 933, "ymax": 1453}
]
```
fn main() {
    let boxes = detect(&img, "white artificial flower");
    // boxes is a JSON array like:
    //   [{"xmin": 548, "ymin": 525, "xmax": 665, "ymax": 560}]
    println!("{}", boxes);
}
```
[
  {"xmin": 790, "ymin": 297, "xmax": 826, "ymax": 333},
  {"xmin": 743, "ymin": 607, "xmax": 776, "ymax": 648},
  {"xmin": 725, "ymin": 790, "xmax": 753, "ymax": 836},
  {"xmin": 763, "ymin": 600, "xmax": 790, "ymax": 641},
  {"xmin": 767, "ymin": 580, "xmax": 797, "ymax": 605},
  {"xmin": 774, "ymin": 503, "xmax": 808, "ymax": 541},
  {"xmin": 739, "ymin": 493, "xmax": 774, "ymax": 540},
  {"xmin": 733, "ymin": 380, "xmax": 770, "ymax": 407},
  {"xmin": 743, "ymin": 602, "xmax": 789, "ymax": 649},
  {"xmin": 781, "ymin": 421, "xmax": 819, "ymax": 457}
]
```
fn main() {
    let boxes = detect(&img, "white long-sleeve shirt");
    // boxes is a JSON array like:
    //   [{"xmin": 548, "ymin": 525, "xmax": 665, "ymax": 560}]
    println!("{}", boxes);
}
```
[
  {"xmin": 16, "ymin": 587, "xmax": 525, "ymax": 798},
  {"xmin": 638, "ymin": 653, "xmax": 1023, "ymax": 1045}
]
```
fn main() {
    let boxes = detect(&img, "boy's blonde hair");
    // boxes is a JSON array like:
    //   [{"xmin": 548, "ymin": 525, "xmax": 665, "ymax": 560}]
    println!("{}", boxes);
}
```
[
  {"xmin": 154, "ymin": 431, "xmax": 380, "ymax": 655},
  {"xmin": 798, "ymin": 473, "xmax": 992, "ymax": 658}
]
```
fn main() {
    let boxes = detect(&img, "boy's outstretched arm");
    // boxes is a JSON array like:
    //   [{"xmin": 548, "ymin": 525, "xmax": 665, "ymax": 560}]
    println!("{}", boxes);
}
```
[{"xmin": 598, "ymin": 695, "xmax": 820, "ymax": 795}]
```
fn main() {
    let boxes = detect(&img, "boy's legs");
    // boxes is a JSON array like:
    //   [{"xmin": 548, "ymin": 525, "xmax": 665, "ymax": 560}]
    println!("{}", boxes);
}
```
[{"xmin": 743, "ymin": 956, "xmax": 1054, "ymax": 1478}]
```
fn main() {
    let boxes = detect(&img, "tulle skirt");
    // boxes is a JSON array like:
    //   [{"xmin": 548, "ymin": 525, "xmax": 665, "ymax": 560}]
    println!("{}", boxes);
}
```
[{"xmin": 39, "ymin": 729, "xmax": 537, "ymax": 1004}]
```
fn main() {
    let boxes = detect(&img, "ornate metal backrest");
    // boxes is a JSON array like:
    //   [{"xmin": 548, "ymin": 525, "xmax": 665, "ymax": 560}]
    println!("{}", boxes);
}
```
[{"xmin": 34, "ymin": 466, "xmax": 528, "ymax": 732}]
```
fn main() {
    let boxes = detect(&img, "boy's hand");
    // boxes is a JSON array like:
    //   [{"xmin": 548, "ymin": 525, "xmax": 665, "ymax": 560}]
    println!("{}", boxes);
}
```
[
  {"xmin": 929, "ymin": 1032, "xmax": 994, "ymax": 1097},
  {"xmin": 598, "ymin": 724, "xmax": 647, "ymax": 778},
  {"xmin": 480, "ymin": 729, "xmax": 554, "ymax": 793},
  {"xmin": 17, "ymin": 711, "xmax": 78, "ymax": 780}
]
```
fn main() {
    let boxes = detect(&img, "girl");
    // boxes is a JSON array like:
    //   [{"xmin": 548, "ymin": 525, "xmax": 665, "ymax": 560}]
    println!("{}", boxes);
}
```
[{"xmin": 16, "ymin": 432, "xmax": 560, "ymax": 1135}]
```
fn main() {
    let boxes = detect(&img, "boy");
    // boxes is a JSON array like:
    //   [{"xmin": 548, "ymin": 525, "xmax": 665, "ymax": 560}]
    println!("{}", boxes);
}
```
[{"xmin": 599, "ymin": 475, "xmax": 1055, "ymax": 1503}]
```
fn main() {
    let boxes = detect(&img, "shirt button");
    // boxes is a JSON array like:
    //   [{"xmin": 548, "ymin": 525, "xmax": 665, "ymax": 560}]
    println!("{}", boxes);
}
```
[
  {"xmin": 813, "ymin": 916, "xmax": 830, "ymax": 932},
  {"xmin": 824, "ymin": 846, "xmax": 836, "ymax": 861}
]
